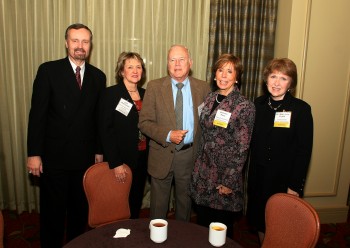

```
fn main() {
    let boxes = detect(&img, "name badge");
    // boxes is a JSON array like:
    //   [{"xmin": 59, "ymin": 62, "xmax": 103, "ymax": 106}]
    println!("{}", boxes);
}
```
[
  {"xmin": 274, "ymin": 111, "xmax": 292, "ymax": 128},
  {"xmin": 213, "ymin": 109, "xmax": 231, "ymax": 128},
  {"xmin": 115, "ymin": 98, "xmax": 133, "ymax": 116}
]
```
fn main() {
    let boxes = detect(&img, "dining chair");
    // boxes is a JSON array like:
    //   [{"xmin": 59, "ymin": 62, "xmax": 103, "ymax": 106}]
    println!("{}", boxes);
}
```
[
  {"xmin": 262, "ymin": 193, "xmax": 320, "ymax": 248},
  {"xmin": 0, "ymin": 209, "xmax": 4, "ymax": 248},
  {"xmin": 83, "ymin": 162, "xmax": 132, "ymax": 228}
]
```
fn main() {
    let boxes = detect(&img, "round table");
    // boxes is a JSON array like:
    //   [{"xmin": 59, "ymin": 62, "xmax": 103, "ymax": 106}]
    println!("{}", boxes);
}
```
[{"xmin": 63, "ymin": 218, "xmax": 242, "ymax": 248}]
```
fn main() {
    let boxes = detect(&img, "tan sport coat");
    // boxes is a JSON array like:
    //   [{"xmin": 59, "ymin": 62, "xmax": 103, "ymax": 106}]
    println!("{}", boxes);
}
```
[{"xmin": 139, "ymin": 76, "xmax": 210, "ymax": 179}]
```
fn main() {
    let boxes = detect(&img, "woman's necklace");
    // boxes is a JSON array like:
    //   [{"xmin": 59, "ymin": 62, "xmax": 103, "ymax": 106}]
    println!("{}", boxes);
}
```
[
  {"xmin": 268, "ymin": 97, "xmax": 282, "ymax": 111},
  {"xmin": 216, "ymin": 94, "xmax": 227, "ymax": 104},
  {"xmin": 127, "ymin": 89, "xmax": 137, "ymax": 93}
]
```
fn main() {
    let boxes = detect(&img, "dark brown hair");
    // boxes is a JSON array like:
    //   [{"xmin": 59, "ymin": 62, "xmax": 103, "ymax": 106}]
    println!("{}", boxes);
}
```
[{"xmin": 211, "ymin": 54, "xmax": 243, "ymax": 91}]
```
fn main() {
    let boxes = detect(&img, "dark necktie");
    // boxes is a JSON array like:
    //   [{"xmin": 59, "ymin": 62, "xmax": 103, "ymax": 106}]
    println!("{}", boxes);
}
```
[
  {"xmin": 76, "ymin": 66, "xmax": 82, "ymax": 89},
  {"xmin": 175, "ymin": 83, "xmax": 184, "ymax": 150}
]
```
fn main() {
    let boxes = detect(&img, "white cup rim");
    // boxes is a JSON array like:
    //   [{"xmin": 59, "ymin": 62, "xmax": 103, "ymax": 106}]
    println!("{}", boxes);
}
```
[
  {"xmin": 209, "ymin": 222, "xmax": 227, "ymax": 230},
  {"xmin": 150, "ymin": 219, "xmax": 168, "ymax": 228},
  {"xmin": 151, "ymin": 218, "xmax": 168, "ymax": 223}
]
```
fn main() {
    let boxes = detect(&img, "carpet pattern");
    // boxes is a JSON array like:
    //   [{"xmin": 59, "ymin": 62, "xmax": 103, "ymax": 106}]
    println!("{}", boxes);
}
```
[{"xmin": 2, "ymin": 209, "xmax": 350, "ymax": 247}]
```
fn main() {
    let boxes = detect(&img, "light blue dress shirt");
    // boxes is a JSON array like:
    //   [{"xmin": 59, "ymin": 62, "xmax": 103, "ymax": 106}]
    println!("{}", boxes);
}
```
[{"xmin": 166, "ymin": 77, "xmax": 194, "ymax": 144}]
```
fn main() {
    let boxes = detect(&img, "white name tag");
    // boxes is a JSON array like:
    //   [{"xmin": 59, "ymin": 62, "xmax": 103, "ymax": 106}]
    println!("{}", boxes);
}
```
[
  {"xmin": 274, "ymin": 111, "xmax": 292, "ymax": 128},
  {"xmin": 115, "ymin": 98, "xmax": 133, "ymax": 116},
  {"xmin": 213, "ymin": 109, "xmax": 231, "ymax": 128}
]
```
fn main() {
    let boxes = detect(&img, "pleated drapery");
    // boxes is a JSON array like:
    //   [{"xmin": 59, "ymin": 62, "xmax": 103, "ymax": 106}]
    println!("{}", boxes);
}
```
[
  {"xmin": 0, "ymin": 0, "xmax": 210, "ymax": 213},
  {"xmin": 207, "ymin": 0, "xmax": 278, "ymax": 100}
]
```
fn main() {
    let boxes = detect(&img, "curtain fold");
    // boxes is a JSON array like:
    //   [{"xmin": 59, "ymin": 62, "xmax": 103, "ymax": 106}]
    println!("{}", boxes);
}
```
[
  {"xmin": 0, "ymin": 0, "xmax": 210, "ymax": 213},
  {"xmin": 207, "ymin": 0, "xmax": 278, "ymax": 100}
]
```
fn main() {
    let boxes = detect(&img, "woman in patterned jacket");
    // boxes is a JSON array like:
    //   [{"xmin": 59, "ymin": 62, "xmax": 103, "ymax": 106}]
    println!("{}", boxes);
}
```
[{"xmin": 190, "ymin": 54, "xmax": 255, "ymax": 238}]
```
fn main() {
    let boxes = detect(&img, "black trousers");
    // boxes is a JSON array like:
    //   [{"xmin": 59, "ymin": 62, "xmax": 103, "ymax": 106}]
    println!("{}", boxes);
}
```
[
  {"xmin": 40, "ymin": 168, "xmax": 88, "ymax": 248},
  {"xmin": 129, "ymin": 150, "xmax": 149, "ymax": 219},
  {"xmin": 194, "ymin": 204, "xmax": 241, "ymax": 239}
]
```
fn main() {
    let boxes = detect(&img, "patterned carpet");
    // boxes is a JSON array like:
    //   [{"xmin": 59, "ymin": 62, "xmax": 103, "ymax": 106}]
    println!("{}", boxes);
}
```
[{"xmin": 2, "ymin": 209, "xmax": 350, "ymax": 247}]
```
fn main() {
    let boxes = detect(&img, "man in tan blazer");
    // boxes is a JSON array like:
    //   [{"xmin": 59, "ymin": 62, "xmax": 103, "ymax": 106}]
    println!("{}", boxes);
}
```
[{"xmin": 139, "ymin": 45, "xmax": 210, "ymax": 221}]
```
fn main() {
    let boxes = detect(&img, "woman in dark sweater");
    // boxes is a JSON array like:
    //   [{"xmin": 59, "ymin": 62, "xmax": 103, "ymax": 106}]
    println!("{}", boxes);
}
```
[
  {"xmin": 247, "ymin": 58, "xmax": 313, "ymax": 243},
  {"xmin": 99, "ymin": 52, "xmax": 148, "ymax": 218}
]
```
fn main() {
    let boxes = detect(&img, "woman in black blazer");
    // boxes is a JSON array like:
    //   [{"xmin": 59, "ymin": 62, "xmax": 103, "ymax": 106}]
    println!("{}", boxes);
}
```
[
  {"xmin": 100, "ymin": 52, "xmax": 148, "ymax": 218},
  {"xmin": 247, "ymin": 58, "xmax": 313, "ymax": 243}
]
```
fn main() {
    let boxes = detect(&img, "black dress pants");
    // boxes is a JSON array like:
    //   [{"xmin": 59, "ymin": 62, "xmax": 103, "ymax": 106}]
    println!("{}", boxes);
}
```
[
  {"xmin": 129, "ymin": 150, "xmax": 148, "ymax": 219},
  {"xmin": 40, "ymin": 168, "xmax": 88, "ymax": 248}
]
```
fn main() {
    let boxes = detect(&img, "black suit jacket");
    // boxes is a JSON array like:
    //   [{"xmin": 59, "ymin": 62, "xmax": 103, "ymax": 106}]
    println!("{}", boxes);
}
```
[
  {"xmin": 248, "ymin": 92, "xmax": 313, "ymax": 198},
  {"xmin": 99, "ymin": 82, "xmax": 146, "ymax": 170},
  {"xmin": 27, "ymin": 57, "xmax": 106, "ymax": 170}
]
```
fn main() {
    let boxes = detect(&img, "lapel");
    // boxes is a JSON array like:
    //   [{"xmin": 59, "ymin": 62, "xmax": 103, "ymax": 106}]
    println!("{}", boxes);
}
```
[
  {"xmin": 80, "ymin": 62, "xmax": 103, "ymax": 107},
  {"xmin": 257, "ymin": 94, "xmax": 284, "ymax": 135},
  {"xmin": 61, "ymin": 58, "xmax": 84, "ymax": 104},
  {"xmin": 161, "ymin": 76, "xmax": 176, "ymax": 127},
  {"xmin": 61, "ymin": 58, "xmax": 82, "ymax": 105},
  {"xmin": 63, "ymin": 57, "xmax": 82, "ymax": 92},
  {"xmin": 81, "ymin": 63, "xmax": 93, "ymax": 97},
  {"xmin": 116, "ymin": 82, "xmax": 139, "ymax": 113},
  {"xmin": 62, "ymin": 58, "xmax": 92, "ymax": 122},
  {"xmin": 189, "ymin": 77, "xmax": 201, "ymax": 129}
]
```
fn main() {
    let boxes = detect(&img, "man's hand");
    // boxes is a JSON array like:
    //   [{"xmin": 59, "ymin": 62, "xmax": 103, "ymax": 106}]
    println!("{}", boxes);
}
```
[
  {"xmin": 27, "ymin": 156, "xmax": 43, "ymax": 177},
  {"xmin": 170, "ymin": 130, "xmax": 188, "ymax": 144},
  {"xmin": 95, "ymin": 154, "xmax": 103, "ymax": 163},
  {"xmin": 287, "ymin": 188, "xmax": 299, "ymax": 197}
]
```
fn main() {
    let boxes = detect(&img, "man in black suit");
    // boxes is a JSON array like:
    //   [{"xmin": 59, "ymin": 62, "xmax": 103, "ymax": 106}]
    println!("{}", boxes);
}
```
[{"xmin": 26, "ymin": 23, "xmax": 106, "ymax": 247}]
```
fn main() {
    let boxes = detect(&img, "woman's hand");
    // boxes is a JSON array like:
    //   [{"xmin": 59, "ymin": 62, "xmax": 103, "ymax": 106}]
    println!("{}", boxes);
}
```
[
  {"xmin": 216, "ymin": 184, "xmax": 233, "ymax": 195},
  {"xmin": 114, "ymin": 164, "xmax": 128, "ymax": 183}
]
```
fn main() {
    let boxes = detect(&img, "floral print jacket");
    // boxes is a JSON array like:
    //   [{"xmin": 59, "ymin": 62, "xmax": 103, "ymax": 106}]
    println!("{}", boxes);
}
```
[{"xmin": 190, "ymin": 86, "xmax": 255, "ymax": 212}]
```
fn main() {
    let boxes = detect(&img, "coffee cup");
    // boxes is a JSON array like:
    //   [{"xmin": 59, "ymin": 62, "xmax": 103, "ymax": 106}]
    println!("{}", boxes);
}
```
[
  {"xmin": 209, "ymin": 222, "xmax": 227, "ymax": 247},
  {"xmin": 149, "ymin": 219, "xmax": 168, "ymax": 243}
]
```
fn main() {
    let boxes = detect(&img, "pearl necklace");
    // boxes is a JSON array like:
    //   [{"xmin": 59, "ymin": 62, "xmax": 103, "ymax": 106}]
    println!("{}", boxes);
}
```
[
  {"xmin": 215, "ymin": 94, "xmax": 221, "ymax": 103},
  {"xmin": 268, "ymin": 97, "xmax": 282, "ymax": 111}
]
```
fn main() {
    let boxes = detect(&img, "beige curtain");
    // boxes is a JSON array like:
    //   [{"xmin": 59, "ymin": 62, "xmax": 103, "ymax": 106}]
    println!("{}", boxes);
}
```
[{"xmin": 0, "ymin": 0, "xmax": 210, "ymax": 213}]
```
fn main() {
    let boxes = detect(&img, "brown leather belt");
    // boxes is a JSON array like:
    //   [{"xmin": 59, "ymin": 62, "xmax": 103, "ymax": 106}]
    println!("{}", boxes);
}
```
[{"xmin": 180, "ymin": 143, "xmax": 193, "ymax": 151}]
